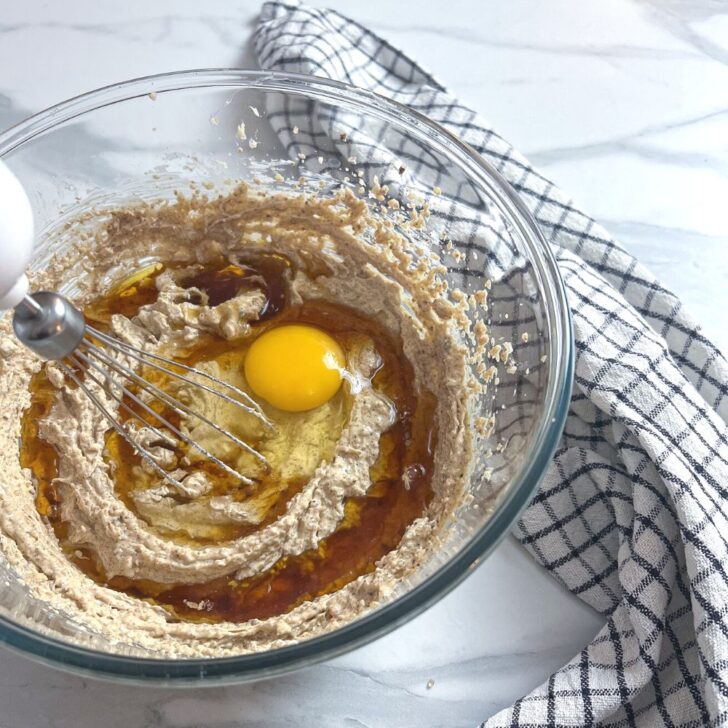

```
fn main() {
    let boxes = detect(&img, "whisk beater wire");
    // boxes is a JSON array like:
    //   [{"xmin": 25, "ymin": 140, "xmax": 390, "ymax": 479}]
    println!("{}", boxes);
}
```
[
  {"xmin": 58, "ymin": 359, "xmax": 192, "ymax": 490},
  {"xmin": 71, "ymin": 351, "xmax": 259, "ymax": 486},
  {"xmin": 12, "ymin": 291, "xmax": 271, "ymax": 485},
  {"xmin": 76, "ymin": 343, "xmax": 269, "ymax": 468},
  {"xmin": 85, "ymin": 325, "xmax": 273, "ymax": 428}
]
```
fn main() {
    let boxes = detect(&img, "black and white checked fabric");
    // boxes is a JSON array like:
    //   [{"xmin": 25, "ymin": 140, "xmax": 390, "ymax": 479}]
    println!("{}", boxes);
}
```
[{"xmin": 253, "ymin": 3, "xmax": 728, "ymax": 725}]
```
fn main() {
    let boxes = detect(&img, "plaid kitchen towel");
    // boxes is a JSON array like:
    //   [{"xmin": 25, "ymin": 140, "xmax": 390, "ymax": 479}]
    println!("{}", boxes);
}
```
[{"xmin": 254, "ymin": 3, "xmax": 728, "ymax": 726}]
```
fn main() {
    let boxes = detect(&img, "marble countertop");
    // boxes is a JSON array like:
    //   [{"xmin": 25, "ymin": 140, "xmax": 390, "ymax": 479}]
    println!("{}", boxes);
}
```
[{"xmin": 0, "ymin": 1, "xmax": 726, "ymax": 726}]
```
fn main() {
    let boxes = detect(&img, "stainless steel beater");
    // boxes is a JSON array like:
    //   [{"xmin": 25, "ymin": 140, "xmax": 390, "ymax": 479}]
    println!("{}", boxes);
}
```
[{"xmin": 1, "ymin": 161, "xmax": 270, "ymax": 488}]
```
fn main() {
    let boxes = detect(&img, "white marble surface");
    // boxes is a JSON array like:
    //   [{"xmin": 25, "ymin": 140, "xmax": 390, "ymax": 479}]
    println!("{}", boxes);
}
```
[{"xmin": 0, "ymin": 1, "xmax": 726, "ymax": 726}]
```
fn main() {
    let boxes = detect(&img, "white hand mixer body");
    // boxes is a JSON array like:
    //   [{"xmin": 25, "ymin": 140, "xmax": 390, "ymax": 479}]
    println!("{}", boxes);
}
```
[{"xmin": 0, "ymin": 160, "xmax": 34, "ymax": 310}]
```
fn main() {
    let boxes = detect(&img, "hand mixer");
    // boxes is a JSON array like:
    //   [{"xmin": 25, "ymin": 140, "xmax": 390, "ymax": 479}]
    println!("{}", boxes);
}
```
[{"xmin": 0, "ymin": 161, "xmax": 270, "ymax": 487}]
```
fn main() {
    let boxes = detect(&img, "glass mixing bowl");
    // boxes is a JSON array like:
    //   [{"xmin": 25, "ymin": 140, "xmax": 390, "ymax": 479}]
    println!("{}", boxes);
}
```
[{"xmin": 0, "ymin": 70, "xmax": 572, "ymax": 683}]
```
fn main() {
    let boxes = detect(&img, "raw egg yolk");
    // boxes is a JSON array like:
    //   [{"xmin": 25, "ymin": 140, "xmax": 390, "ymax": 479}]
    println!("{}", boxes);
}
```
[{"xmin": 244, "ymin": 324, "xmax": 345, "ymax": 412}]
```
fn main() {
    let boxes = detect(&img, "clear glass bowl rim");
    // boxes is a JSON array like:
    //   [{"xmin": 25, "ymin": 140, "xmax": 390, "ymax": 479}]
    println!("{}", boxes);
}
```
[{"xmin": 0, "ymin": 69, "xmax": 574, "ymax": 684}]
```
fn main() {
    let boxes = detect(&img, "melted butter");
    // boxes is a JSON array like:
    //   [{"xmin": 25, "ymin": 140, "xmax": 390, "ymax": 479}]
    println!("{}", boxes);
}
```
[{"xmin": 21, "ymin": 255, "xmax": 437, "ymax": 624}]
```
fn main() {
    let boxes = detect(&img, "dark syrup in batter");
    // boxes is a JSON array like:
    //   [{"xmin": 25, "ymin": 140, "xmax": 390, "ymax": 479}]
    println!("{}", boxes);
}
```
[{"xmin": 23, "ymin": 255, "xmax": 436, "ymax": 623}]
